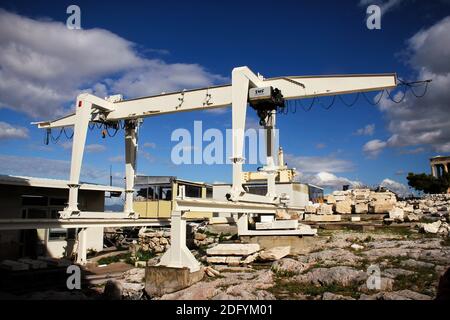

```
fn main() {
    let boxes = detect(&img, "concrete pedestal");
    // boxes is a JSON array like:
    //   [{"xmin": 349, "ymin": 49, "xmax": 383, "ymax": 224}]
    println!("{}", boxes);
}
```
[{"xmin": 145, "ymin": 266, "xmax": 204, "ymax": 297}]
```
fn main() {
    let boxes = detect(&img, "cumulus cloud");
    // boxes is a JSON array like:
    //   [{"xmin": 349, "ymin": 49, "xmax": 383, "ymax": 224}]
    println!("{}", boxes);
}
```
[
  {"xmin": 108, "ymin": 155, "xmax": 125, "ymax": 163},
  {"xmin": 298, "ymin": 171, "xmax": 362, "ymax": 190},
  {"xmin": 60, "ymin": 142, "xmax": 106, "ymax": 153},
  {"xmin": 373, "ymin": 16, "xmax": 450, "ymax": 155},
  {"xmin": 142, "ymin": 142, "xmax": 156, "ymax": 149},
  {"xmin": 354, "ymin": 124, "xmax": 375, "ymax": 136},
  {"xmin": 0, "ymin": 10, "xmax": 226, "ymax": 119},
  {"xmin": 85, "ymin": 144, "xmax": 107, "ymax": 153},
  {"xmin": 359, "ymin": 0, "xmax": 407, "ymax": 15},
  {"xmin": 286, "ymin": 153, "xmax": 359, "ymax": 190},
  {"xmin": 363, "ymin": 139, "xmax": 388, "ymax": 158},
  {"xmin": 0, "ymin": 154, "xmax": 108, "ymax": 182},
  {"xmin": 285, "ymin": 154, "xmax": 355, "ymax": 173},
  {"xmin": 0, "ymin": 121, "xmax": 29, "ymax": 139},
  {"xmin": 380, "ymin": 178, "xmax": 412, "ymax": 196},
  {"xmin": 315, "ymin": 143, "xmax": 327, "ymax": 149}
]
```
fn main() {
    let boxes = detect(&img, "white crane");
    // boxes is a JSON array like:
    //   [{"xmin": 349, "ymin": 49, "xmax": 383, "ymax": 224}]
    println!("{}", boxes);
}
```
[
  {"xmin": 35, "ymin": 66, "xmax": 397, "ymax": 218},
  {"xmin": 34, "ymin": 66, "xmax": 397, "ymax": 268}
]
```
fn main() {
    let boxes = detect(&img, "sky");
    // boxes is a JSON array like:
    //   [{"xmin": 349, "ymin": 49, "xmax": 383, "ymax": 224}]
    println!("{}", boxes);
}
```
[{"xmin": 0, "ymin": 0, "xmax": 450, "ymax": 196}]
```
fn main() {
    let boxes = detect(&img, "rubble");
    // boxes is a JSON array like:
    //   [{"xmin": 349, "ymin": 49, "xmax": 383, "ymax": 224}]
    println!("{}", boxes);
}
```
[
  {"xmin": 389, "ymin": 207, "xmax": 404, "ymax": 222},
  {"xmin": 319, "ymin": 189, "xmax": 397, "ymax": 215},
  {"xmin": 259, "ymin": 246, "xmax": 291, "ymax": 261},
  {"xmin": 138, "ymin": 228, "xmax": 171, "ymax": 254},
  {"xmin": 421, "ymin": 221, "xmax": 442, "ymax": 234},
  {"xmin": 206, "ymin": 243, "xmax": 261, "ymax": 266}
]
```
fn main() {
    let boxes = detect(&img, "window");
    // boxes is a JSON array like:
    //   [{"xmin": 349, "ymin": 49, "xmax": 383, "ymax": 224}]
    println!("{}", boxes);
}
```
[
  {"xmin": 184, "ymin": 184, "xmax": 202, "ymax": 198},
  {"xmin": 50, "ymin": 209, "xmax": 60, "ymax": 219},
  {"xmin": 206, "ymin": 187, "xmax": 213, "ymax": 198},
  {"xmin": 26, "ymin": 208, "xmax": 48, "ymax": 219},
  {"xmin": 22, "ymin": 195, "xmax": 48, "ymax": 206},
  {"xmin": 48, "ymin": 228, "xmax": 68, "ymax": 241},
  {"xmin": 50, "ymin": 198, "xmax": 67, "ymax": 206}
]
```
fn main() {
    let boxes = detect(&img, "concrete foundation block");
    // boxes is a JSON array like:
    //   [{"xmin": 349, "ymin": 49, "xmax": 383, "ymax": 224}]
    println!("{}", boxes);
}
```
[
  {"xmin": 145, "ymin": 266, "xmax": 204, "ymax": 297},
  {"xmin": 206, "ymin": 243, "xmax": 260, "ymax": 256},
  {"xmin": 304, "ymin": 214, "xmax": 342, "ymax": 222}
]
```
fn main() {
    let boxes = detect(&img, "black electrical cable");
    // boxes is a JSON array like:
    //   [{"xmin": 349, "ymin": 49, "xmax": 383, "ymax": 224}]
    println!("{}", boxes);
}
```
[
  {"xmin": 63, "ymin": 127, "xmax": 74, "ymax": 139},
  {"xmin": 105, "ymin": 124, "xmax": 119, "ymax": 137},
  {"xmin": 338, "ymin": 92, "xmax": 360, "ymax": 107},
  {"xmin": 408, "ymin": 81, "xmax": 429, "ymax": 98},
  {"xmin": 362, "ymin": 90, "xmax": 385, "ymax": 105},
  {"xmin": 50, "ymin": 127, "xmax": 63, "ymax": 143},
  {"xmin": 318, "ymin": 95, "xmax": 337, "ymax": 110},
  {"xmin": 292, "ymin": 100, "xmax": 297, "ymax": 114},
  {"xmin": 298, "ymin": 96, "xmax": 316, "ymax": 112},
  {"xmin": 386, "ymin": 88, "xmax": 408, "ymax": 103}
]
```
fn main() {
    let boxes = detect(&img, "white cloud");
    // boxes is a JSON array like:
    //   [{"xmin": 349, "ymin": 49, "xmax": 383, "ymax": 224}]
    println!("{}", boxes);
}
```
[
  {"xmin": 143, "ymin": 142, "xmax": 156, "ymax": 149},
  {"xmin": 380, "ymin": 178, "xmax": 411, "ymax": 196},
  {"xmin": 363, "ymin": 139, "xmax": 388, "ymax": 158},
  {"xmin": 374, "ymin": 16, "xmax": 450, "ymax": 155},
  {"xmin": 60, "ymin": 142, "xmax": 105, "ymax": 153},
  {"xmin": 359, "ymin": 0, "xmax": 407, "ymax": 15},
  {"xmin": 315, "ymin": 143, "xmax": 327, "ymax": 149},
  {"xmin": 138, "ymin": 150, "xmax": 156, "ymax": 163},
  {"xmin": 297, "ymin": 171, "xmax": 362, "ymax": 190},
  {"xmin": 0, "ymin": 154, "xmax": 107, "ymax": 182},
  {"xmin": 0, "ymin": 10, "xmax": 226, "ymax": 119},
  {"xmin": 0, "ymin": 121, "xmax": 28, "ymax": 139},
  {"xmin": 285, "ymin": 154, "xmax": 355, "ymax": 174},
  {"xmin": 108, "ymin": 155, "xmax": 124, "ymax": 163},
  {"xmin": 398, "ymin": 147, "xmax": 425, "ymax": 155},
  {"xmin": 85, "ymin": 144, "xmax": 107, "ymax": 153},
  {"xmin": 354, "ymin": 124, "xmax": 375, "ymax": 136}
]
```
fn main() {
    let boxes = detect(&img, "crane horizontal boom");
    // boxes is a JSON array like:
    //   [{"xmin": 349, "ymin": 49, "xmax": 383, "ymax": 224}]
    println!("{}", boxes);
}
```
[{"xmin": 34, "ymin": 69, "xmax": 397, "ymax": 129}]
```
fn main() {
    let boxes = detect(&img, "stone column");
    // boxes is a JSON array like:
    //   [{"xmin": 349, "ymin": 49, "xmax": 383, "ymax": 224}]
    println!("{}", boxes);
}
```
[
  {"xmin": 431, "ymin": 165, "xmax": 437, "ymax": 178},
  {"xmin": 444, "ymin": 162, "xmax": 449, "ymax": 173}
]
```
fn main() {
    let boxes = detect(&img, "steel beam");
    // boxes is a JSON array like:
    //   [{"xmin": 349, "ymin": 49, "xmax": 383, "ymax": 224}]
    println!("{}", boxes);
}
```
[{"xmin": 0, "ymin": 218, "xmax": 170, "ymax": 230}]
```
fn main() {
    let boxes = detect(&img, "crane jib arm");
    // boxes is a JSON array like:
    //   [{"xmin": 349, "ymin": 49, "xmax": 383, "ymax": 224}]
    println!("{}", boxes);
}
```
[{"xmin": 33, "ymin": 68, "xmax": 397, "ymax": 129}]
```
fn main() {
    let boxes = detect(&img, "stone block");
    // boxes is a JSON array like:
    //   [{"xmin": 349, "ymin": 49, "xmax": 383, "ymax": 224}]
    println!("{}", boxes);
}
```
[
  {"xmin": 305, "ymin": 205, "xmax": 317, "ymax": 214},
  {"xmin": 259, "ymin": 246, "xmax": 290, "ymax": 261},
  {"xmin": 317, "ymin": 204, "xmax": 333, "ymax": 215},
  {"xmin": 354, "ymin": 203, "xmax": 368, "ymax": 214},
  {"xmin": 389, "ymin": 207, "xmax": 404, "ymax": 222},
  {"xmin": 369, "ymin": 202, "xmax": 394, "ymax": 214},
  {"xmin": 145, "ymin": 266, "xmax": 204, "ymax": 297},
  {"xmin": 17, "ymin": 258, "xmax": 47, "ymax": 269},
  {"xmin": 0, "ymin": 260, "xmax": 29, "ymax": 271},
  {"xmin": 304, "ymin": 214, "xmax": 342, "ymax": 222},
  {"xmin": 335, "ymin": 199, "xmax": 352, "ymax": 214},
  {"xmin": 255, "ymin": 220, "xmax": 298, "ymax": 230},
  {"xmin": 206, "ymin": 243, "xmax": 260, "ymax": 256},
  {"xmin": 275, "ymin": 209, "xmax": 291, "ymax": 220},
  {"xmin": 326, "ymin": 195, "xmax": 336, "ymax": 204},
  {"xmin": 206, "ymin": 256, "xmax": 228, "ymax": 264}
]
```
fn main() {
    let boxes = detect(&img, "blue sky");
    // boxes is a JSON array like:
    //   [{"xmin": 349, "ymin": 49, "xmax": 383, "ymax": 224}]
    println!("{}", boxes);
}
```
[{"xmin": 1, "ymin": 0, "xmax": 450, "ymax": 195}]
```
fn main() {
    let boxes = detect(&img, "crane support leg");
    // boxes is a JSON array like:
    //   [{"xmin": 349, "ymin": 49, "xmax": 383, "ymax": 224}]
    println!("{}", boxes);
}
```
[
  {"xmin": 62, "ymin": 96, "xmax": 92, "ymax": 218},
  {"xmin": 158, "ymin": 211, "xmax": 200, "ymax": 272},
  {"xmin": 230, "ymin": 68, "xmax": 251, "ymax": 199},
  {"xmin": 124, "ymin": 120, "xmax": 138, "ymax": 218},
  {"xmin": 264, "ymin": 111, "xmax": 277, "ymax": 199},
  {"xmin": 76, "ymin": 228, "xmax": 87, "ymax": 264}
]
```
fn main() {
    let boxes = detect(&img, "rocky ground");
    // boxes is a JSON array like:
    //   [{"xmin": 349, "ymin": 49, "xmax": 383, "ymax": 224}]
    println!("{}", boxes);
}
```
[
  {"xmin": 3, "ymin": 225, "xmax": 448, "ymax": 300},
  {"xmin": 153, "ymin": 228, "xmax": 449, "ymax": 300}
]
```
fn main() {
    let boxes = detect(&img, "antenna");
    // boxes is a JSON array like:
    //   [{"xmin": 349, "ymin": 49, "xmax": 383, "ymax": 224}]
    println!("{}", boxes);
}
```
[{"xmin": 109, "ymin": 165, "xmax": 112, "ymax": 186}]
